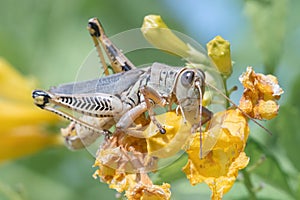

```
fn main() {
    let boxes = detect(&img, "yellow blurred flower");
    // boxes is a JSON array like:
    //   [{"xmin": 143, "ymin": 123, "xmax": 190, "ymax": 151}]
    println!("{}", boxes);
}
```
[
  {"xmin": 182, "ymin": 109, "xmax": 250, "ymax": 199},
  {"xmin": 207, "ymin": 36, "xmax": 232, "ymax": 77},
  {"xmin": 0, "ymin": 58, "xmax": 62, "ymax": 162},
  {"xmin": 239, "ymin": 66, "xmax": 284, "ymax": 120}
]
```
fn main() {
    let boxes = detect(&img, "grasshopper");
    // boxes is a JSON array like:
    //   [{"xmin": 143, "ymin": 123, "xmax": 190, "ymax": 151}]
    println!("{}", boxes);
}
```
[
  {"xmin": 33, "ymin": 17, "xmax": 272, "ymax": 160},
  {"xmin": 32, "ymin": 18, "xmax": 215, "ymax": 152}
]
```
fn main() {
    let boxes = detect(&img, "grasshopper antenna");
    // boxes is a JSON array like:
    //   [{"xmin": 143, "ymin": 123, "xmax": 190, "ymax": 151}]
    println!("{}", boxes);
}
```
[{"xmin": 205, "ymin": 82, "xmax": 273, "ymax": 136}]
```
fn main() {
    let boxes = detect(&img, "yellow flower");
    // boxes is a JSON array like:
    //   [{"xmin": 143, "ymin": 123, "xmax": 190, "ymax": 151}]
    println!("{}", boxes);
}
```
[
  {"xmin": 141, "ymin": 15, "xmax": 210, "ymax": 64},
  {"xmin": 239, "ymin": 66, "xmax": 284, "ymax": 120},
  {"xmin": 145, "ymin": 111, "xmax": 192, "ymax": 158},
  {"xmin": 182, "ymin": 109, "xmax": 250, "ymax": 199},
  {"xmin": 0, "ymin": 58, "xmax": 62, "ymax": 162},
  {"xmin": 207, "ymin": 36, "xmax": 232, "ymax": 77}
]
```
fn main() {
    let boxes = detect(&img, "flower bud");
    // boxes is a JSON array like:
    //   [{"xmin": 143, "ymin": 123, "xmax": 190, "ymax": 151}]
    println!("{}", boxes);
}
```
[{"xmin": 207, "ymin": 36, "xmax": 232, "ymax": 76}]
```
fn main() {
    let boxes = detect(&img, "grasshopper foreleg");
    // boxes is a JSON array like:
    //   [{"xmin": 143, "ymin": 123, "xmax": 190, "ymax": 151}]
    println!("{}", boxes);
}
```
[
  {"xmin": 116, "ymin": 85, "xmax": 169, "ymax": 137},
  {"xmin": 140, "ymin": 86, "xmax": 168, "ymax": 134}
]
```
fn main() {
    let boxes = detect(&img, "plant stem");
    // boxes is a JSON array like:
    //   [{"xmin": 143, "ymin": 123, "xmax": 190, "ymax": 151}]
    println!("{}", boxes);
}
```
[
  {"xmin": 222, "ymin": 75, "xmax": 230, "ymax": 108},
  {"xmin": 241, "ymin": 170, "xmax": 257, "ymax": 200}
]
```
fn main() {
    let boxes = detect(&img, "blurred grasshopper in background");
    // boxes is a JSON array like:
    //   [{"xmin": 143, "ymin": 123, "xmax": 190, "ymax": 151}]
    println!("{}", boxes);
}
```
[{"xmin": 32, "ymin": 17, "xmax": 232, "ymax": 159}]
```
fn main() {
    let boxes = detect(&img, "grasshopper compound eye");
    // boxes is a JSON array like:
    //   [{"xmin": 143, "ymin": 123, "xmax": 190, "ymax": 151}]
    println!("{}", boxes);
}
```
[
  {"xmin": 32, "ymin": 90, "xmax": 51, "ymax": 109},
  {"xmin": 181, "ymin": 70, "xmax": 195, "ymax": 87}
]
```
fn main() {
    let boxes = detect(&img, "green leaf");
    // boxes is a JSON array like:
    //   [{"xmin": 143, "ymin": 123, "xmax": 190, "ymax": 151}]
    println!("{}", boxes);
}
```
[
  {"xmin": 245, "ymin": 138, "xmax": 296, "ymax": 198},
  {"xmin": 244, "ymin": 0, "xmax": 288, "ymax": 74},
  {"xmin": 268, "ymin": 73, "xmax": 300, "ymax": 172},
  {"xmin": 273, "ymin": 105, "xmax": 300, "ymax": 171}
]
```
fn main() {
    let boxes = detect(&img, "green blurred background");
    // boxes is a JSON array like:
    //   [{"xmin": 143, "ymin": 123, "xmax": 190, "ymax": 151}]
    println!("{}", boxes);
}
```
[{"xmin": 0, "ymin": 0, "xmax": 300, "ymax": 199}]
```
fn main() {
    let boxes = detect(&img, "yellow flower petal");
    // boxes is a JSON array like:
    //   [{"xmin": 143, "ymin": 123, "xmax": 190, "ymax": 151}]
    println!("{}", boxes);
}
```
[
  {"xmin": 0, "ymin": 99, "xmax": 60, "ymax": 132},
  {"xmin": 205, "ymin": 152, "xmax": 249, "ymax": 200},
  {"xmin": 145, "ymin": 111, "xmax": 192, "ymax": 158},
  {"xmin": 0, "ymin": 58, "xmax": 36, "ymax": 103},
  {"xmin": 0, "ymin": 126, "xmax": 62, "ymax": 162},
  {"xmin": 207, "ymin": 36, "xmax": 232, "ymax": 76},
  {"xmin": 141, "ymin": 15, "xmax": 209, "ymax": 64},
  {"xmin": 182, "ymin": 109, "xmax": 249, "ymax": 197},
  {"xmin": 141, "ymin": 15, "xmax": 189, "ymax": 58}
]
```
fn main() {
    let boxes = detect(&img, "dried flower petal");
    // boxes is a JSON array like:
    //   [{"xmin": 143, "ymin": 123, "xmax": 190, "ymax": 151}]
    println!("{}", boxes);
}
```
[
  {"xmin": 239, "ymin": 66, "xmax": 283, "ymax": 119},
  {"xmin": 255, "ymin": 99, "xmax": 279, "ymax": 120},
  {"xmin": 95, "ymin": 131, "xmax": 156, "ymax": 173},
  {"xmin": 93, "ymin": 159, "xmax": 135, "ymax": 193},
  {"xmin": 126, "ymin": 182, "xmax": 171, "ymax": 200}
]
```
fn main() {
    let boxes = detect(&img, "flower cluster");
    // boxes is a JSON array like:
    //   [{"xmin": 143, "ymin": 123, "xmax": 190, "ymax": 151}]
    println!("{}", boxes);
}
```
[{"xmin": 92, "ymin": 15, "xmax": 284, "ymax": 200}]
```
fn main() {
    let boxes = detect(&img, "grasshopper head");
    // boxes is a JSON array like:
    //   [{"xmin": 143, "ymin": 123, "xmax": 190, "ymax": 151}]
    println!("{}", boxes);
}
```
[
  {"xmin": 174, "ymin": 68, "xmax": 206, "ymax": 113},
  {"xmin": 32, "ymin": 90, "xmax": 51, "ymax": 109}
]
